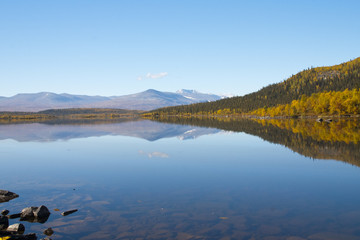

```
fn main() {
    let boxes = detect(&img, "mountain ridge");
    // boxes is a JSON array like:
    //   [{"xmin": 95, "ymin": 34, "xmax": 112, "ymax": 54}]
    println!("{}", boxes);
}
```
[{"xmin": 0, "ymin": 89, "xmax": 221, "ymax": 112}]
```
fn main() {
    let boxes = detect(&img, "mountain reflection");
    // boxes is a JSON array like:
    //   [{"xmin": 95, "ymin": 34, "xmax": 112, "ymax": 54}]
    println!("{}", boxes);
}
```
[
  {"xmin": 0, "ymin": 119, "xmax": 220, "ymax": 142},
  {"xmin": 1, "ymin": 117, "xmax": 359, "ymax": 166},
  {"xmin": 150, "ymin": 117, "xmax": 360, "ymax": 166}
]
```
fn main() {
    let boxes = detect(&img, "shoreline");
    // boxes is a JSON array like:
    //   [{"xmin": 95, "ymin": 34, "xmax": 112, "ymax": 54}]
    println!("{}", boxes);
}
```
[
  {"xmin": 143, "ymin": 113, "xmax": 360, "ymax": 120},
  {"xmin": 0, "ymin": 109, "xmax": 359, "ymax": 124}
]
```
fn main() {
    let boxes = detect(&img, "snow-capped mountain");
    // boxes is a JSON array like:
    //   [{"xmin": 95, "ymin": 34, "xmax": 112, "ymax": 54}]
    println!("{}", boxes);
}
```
[{"xmin": 176, "ymin": 89, "xmax": 221, "ymax": 102}]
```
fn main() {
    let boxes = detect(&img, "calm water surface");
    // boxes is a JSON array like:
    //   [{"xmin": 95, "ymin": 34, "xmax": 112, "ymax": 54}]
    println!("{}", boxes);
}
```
[{"xmin": 0, "ymin": 119, "xmax": 360, "ymax": 240}]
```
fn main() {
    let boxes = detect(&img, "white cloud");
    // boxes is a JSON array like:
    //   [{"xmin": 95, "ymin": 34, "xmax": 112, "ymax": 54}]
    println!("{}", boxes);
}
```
[
  {"xmin": 137, "ymin": 72, "xmax": 168, "ymax": 80},
  {"xmin": 137, "ymin": 72, "xmax": 168, "ymax": 81},
  {"xmin": 146, "ymin": 72, "xmax": 168, "ymax": 79}
]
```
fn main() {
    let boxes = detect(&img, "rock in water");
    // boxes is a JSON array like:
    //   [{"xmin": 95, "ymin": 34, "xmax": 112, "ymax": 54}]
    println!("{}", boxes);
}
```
[
  {"xmin": 20, "ymin": 206, "xmax": 50, "ymax": 223},
  {"xmin": 20, "ymin": 207, "xmax": 37, "ymax": 220},
  {"xmin": 0, "ymin": 215, "xmax": 9, "ymax": 230},
  {"xmin": 34, "ymin": 205, "xmax": 50, "ymax": 219},
  {"xmin": 43, "ymin": 227, "xmax": 54, "ymax": 236},
  {"xmin": 8, "ymin": 213, "xmax": 21, "ymax": 219},
  {"xmin": 1, "ymin": 209, "xmax": 9, "ymax": 216},
  {"xmin": 61, "ymin": 209, "xmax": 78, "ymax": 216},
  {"xmin": 23, "ymin": 233, "xmax": 37, "ymax": 240},
  {"xmin": 0, "ymin": 190, "xmax": 19, "ymax": 203},
  {"xmin": 7, "ymin": 223, "xmax": 25, "ymax": 234}
]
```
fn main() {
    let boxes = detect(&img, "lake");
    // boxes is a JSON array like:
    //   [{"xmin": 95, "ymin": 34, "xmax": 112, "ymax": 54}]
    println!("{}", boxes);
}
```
[{"xmin": 1, "ymin": 118, "xmax": 360, "ymax": 240}]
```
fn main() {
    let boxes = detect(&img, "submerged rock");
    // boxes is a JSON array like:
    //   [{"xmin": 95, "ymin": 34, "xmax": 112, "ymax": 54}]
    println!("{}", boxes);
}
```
[
  {"xmin": 0, "ymin": 190, "xmax": 19, "ymax": 203},
  {"xmin": 16, "ymin": 233, "xmax": 37, "ymax": 240},
  {"xmin": 43, "ymin": 227, "xmax": 54, "ymax": 236}
]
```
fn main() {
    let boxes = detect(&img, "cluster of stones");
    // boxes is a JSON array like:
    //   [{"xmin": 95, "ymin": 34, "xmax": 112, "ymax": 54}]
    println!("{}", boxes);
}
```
[
  {"xmin": 0, "ymin": 190, "xmax": 55, "ymax": 240},
  {"xmin": 0, "ymin": 205, "xmax": 54, "ymax": 240}
]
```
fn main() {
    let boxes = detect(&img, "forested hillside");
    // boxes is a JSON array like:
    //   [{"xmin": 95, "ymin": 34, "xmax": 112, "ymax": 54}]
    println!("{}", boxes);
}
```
[
  {"xmin": 250, "ymin": 88, "xmax": 360, "ymax": 117},
  {"xmin": 152, "ymin": 58, "xmax": 360, "ymax": 115}
]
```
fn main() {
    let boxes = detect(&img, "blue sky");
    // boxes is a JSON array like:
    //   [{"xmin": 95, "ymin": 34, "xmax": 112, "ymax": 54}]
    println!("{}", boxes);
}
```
[{"xmin": 1, "ymin": 0, "xmax": 359, "ymax": 97}]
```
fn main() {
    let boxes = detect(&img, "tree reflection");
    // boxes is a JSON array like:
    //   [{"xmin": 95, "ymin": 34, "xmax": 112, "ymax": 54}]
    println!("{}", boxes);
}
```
[{"xmin": 150, "ymin": 116, "xmax": 360, "ymax": 166}]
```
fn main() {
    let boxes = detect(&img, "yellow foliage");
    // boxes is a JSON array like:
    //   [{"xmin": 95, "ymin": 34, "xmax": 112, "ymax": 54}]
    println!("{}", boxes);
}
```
[{"xmin": 249, "ymin": 89, "xmax": 360, "ymax": 116}]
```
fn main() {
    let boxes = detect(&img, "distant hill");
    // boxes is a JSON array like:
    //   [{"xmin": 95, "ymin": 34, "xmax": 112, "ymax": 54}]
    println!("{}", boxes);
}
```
[
  {"xmin": 152, "ymin": 57, "xmax": 360, "ymax": 114},
  {"xmin": 89, "ymin": 89, "xmax": 221, "ymax": 111},
  {"xmin": 0, "ymin": 89, "xmax": 221, "ymax": 112},
  {"xmin": 0, "ymin": 92, "xmax": 111, "ymax": 112}
]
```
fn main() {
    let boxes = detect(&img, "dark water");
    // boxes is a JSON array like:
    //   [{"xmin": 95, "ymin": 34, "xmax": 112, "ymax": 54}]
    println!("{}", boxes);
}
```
[{"xmin": 1, "ymin": 119, "xmax": 360, "ymax": 240}]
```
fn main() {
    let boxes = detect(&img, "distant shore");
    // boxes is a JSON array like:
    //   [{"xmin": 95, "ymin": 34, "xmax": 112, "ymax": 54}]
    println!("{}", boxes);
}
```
[
  {"xmin": 0, "ymin": 108, "xmax": 142, "ymax": 123},
  {"xmin": 1, "ymin": 108, "xmax": 359, "ymax": 124}
]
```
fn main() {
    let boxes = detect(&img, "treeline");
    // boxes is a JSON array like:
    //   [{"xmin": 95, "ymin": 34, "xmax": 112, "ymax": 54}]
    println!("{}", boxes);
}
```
[
  {"xmin": 39, "ymin": 108, "xmax": 141, "ymax": 115},
  {"xmin": 151, "ymin": 57, "xmax": 360, "ymax": 115},
  {"xmin": 0, "ymin": 112, "xmax": 55, "ymax": 120},
  {"xmin": 0, "ymin": 108, "xmax": 141, "ymax": 122},
  {"xmin": 250, "ymin": 88, "xmax": 360, "ymax": 117},
  {"xmin": 38, "ymin": 108, "xmax": 141, "ymax": 119}
]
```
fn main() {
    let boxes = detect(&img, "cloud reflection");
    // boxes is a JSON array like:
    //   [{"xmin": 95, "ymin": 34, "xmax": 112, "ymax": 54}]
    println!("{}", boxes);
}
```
[{"xmin": 139, "ymin": 150, "xmax": 169, "ymax": 158}]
